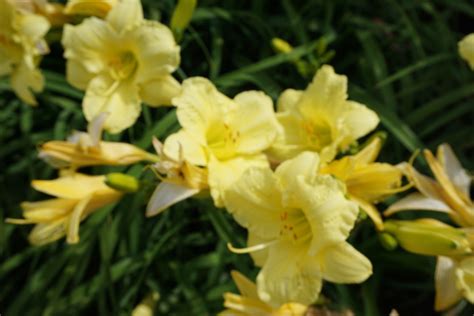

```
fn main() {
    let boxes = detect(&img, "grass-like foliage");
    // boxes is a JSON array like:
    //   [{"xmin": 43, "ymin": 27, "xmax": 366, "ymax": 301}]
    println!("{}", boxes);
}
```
[{"xmin": 1, "ymin": 0, "xmax": 473, "ymax": 315}]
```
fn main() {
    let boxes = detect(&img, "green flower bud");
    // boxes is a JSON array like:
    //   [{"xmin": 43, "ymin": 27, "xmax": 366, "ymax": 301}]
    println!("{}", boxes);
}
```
[{"xmin": 105, "ymin": 173, "xmax": 139, "ymax": 193}]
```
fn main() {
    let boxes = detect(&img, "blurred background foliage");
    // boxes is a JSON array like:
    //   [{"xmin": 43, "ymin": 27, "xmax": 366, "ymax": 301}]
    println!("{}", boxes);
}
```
[{"xmin": 1, "ymin": 0, "xmax": 474, "ymax": 315}]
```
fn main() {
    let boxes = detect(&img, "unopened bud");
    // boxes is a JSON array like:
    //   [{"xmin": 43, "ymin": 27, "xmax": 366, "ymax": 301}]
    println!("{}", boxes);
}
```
[
  {"xmin": 272, "ymin": 38, "xmax": 293, "ymax": 54},
  {"xmin": 384, "ymin": 219, "xmax": 472, "ymax": 256},
  {"xmin": 378, "ymin": 232, "xmax": 398, "ymax": 251},
  {"xmin": 171, "ymin": 0, "xmax": 197, "ymax": 41},
  {"xmin": 105, "ymin": 173, "xmax": 139, "ymax": 193}
]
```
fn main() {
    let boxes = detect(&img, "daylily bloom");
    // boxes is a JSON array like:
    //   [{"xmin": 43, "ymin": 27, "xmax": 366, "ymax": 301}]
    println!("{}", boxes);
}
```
[
  {"xmin": 268, "ymin": 65, "xmax": 379, "ymax": 163},
  {"xmin": 62, "ymin": 0, "xmax": 181, "ymax": 133},
  {"xmin": 219, "ymin": 270, "xmax": 307, "ymax": 316},
  {"xmin": 39, "ymin": 113, "xmax": 157, "ymax": 169},
  {"xmin": 385, "ymin": 143, "xmax": 474, "ymax": 310},
  {"xmin": 321, "ymin": 137, "xmax": 406, "ymax": 230},
  {"xmin": 224, "ymin": 152, "xmax": 372, "ymax": 306},
  {"xmin": 6, "ymin": 173, "xmax": 122, "ymax": 245},
  {"xmin": 0, "ymin": 0, "xmax": 50, "ymax": 105},
  {"xmin": 64, "ymin": 0, "xmax": 117, "ymax": 18},
  {"xmin": 146, "ymin": 77, "xmax": 278, "ymax": 215},
  {"xmin": 459, "ymin": 33, "xmax": 474, "ymax": 70}
]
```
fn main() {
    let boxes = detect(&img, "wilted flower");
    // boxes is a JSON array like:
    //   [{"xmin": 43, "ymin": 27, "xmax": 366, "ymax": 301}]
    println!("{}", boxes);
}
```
[
  {"xmin": 219, "ymin": 270, "xmax": 307, "ymax": 316},
  {"xmin": 0, "ymin": 0, "xmax": 50, "ymax": 105},
  {"xmin": 62, "ymin": 0, "xmax": 181, "ymax": 133},
  {"xmin": 39, "ymin": 113, "xmax": 157, "ymax": 169},
  {"xmin": 224, "ymin": 152, "xmax": 372, "ymax": 306},
  {"xmin": 268, "ymin": 65, "xmax": 379, "ymax": 163},
  {"xmin": 6, "ymin": 172, "xmax": 122, "ymax": 245}
]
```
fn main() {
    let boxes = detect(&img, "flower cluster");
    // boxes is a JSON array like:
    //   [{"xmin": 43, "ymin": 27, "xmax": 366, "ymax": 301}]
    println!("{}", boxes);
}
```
[{"xmin": 3, "ymin": 0, "xmax": 473, "ymax": 314}]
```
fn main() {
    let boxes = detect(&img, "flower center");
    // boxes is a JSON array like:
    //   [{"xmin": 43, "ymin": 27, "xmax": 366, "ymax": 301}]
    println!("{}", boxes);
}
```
[
  {"xmin": 302, "ymin": 118, "xmax": 333, "ymax": 151},
  {"xmin": 108, "ymin": 51, "xmax": 138, "ymax": 80},
  {"xmin": 207, "ymin": 122, "xmax": 240, "ymax": 160},
  {"xmin": 279, "ymin": 209, "xmax": 312, "ymax": 245}
]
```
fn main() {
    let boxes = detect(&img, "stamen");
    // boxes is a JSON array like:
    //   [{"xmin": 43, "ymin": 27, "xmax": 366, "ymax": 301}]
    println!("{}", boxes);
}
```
[{"xmin": 227, "ymin": 240, "xmax": 277, "ymax": 254}]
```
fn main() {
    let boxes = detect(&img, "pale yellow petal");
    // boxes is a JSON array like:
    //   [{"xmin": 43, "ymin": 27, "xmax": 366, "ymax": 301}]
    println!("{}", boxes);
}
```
[
  {"xmin": 17, "ymin": 13, "xmax": 50, "ymax": 42},
  {"xmin": 221, "ymin": 292, "xmax": 272, "ymax": 315},
  {"xmin": 146, "ymin": 182, "xmax": 200, "ymax": 217},
  {"xmin": 248, "ymin": 232, "xmax": 270, "ymax": 267},
  {"xmin": 66, "ymin": 195, "xmax": 91, "ymax": 244},
  {"xmin": 340, "ymin": 101, "xmax": 379, "ymax": 146},
  {"xmin": 66, "ymin": 59, "xmax": 95, "ymax": 90},
  {"xmin": 400, "ymin": 162, "xmax": 445, "ymax": 202},
  {"xmin": 350, "ymin": 196, "xmax": 384, "ymax": 231},
  {"xmin": 174, "ymin": 77, "xmax": 233, "ymax": 144},
  {"xmin": 274, "ymin": 151, "xmax": 320, "ymax": 208},
  {"xmin": 384, "ymin": 192, "xmax": 452, "ymax": 216},
  {"xmin": 231, "ymin": 91, "xmax": 278, "ymax": 155},
  {"xmin": 437, "ymin": 143, "xmax": 471, "ymax": 199},
  {"xmin": 353, "ymin": 137, "xmax": 382, "ymax": 165},
  {"xmin": 10, "ymin": 60, "xmax": 44, "ymax": 105},
  {"xmin": 106, "ymin": 0, "xmax": 143, "ymax": 33},
  {"xmin": 83, "ymin": 73, "xmax": 141, "ymax": 134},
  {"xmin": 139, "ymin": 75, "xmax": 181, "ymax": 107},
  {"xmin": 346, "ymin": 163, "xmax": 403, "ymax": 203},
  {"xmin": 257, "ymin": 241, "xmax": 322, "ymax": 306},
  {"xmin": 320, "ymin": 242, "xmax": 372, "ymax": 283},
  {"xmin": 297, "ymin": 65, "xmax": 347, "ymax": 121},
  {"xmin": 459, "ymin": 33, "xmax": 474, "ymax": 70},
  {"xmin": 435, "ymin": 256, "xmax": 463, "ymax": 311},
  {"xmin": 230, "ymin": 271, "xmax": 259, "ymax": 299},
  {"xmin": 277, "ymin": 88, "xmax": 303, "ymax": 112},
  {"xmin": 65, "ymin": 0, "xmax": 116, "ymax": 17},
  {"xmin": 28, "ymin": 220, "xmax": 66, "ymax": 246},
  {"xmin": 62, "ymin": 18, "xmax": 112, "ymax": 73},
  {"xmin": 267, "ymin": 112, "xmax": 308, "ymax": 161},
  {"xmin": 21, "ymin": 199, "xmax": 76, "ymax": 222},
  {"xmin": 131, "ymin": 21, "xmax": 180, "ymax": 82},
  {"xmin": 457, "ymin": 256, "xmax": 474, "ymax": 303},
  {"xmin": 223, "ymin": 165, "xmax": 283, "ymax": 239},
  {"xmin": 295, "ymin": 175, "xmax": 358, "ymax": 255},
  {"xmin": 208, "ymin": 154, "xmax": 268, "ymax": 208},
  {"xmin": 32, "ymin": 173, "xmax": 108, "ymax": 199},
  {"xmin": 163, "ymin": 129, "xmax": 207, "ymax": 166}
]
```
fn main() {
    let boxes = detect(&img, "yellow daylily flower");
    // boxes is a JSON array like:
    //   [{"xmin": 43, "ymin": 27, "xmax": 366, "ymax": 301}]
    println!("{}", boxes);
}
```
[
  {"xmin": 268, "ymin": 65, "xmax": 379, "ymax": 163},
  {"xmin": 459, "ymin": 33, "xmax": 474, "ymax": 70},
  {"xmin": 146, "ymin": 77, "xmax": 278, "ymax": 214},
  {"xmin": 0, "ymin": 0, "xmax": 50, "ymax": 105},
  {"xmin": 321, "ymin": 137, "xmax": 406, "ymax": 230},
  {"xmin": 62, "ymin": 0, "xmax": 181, "ymax": 133},
  {"xmin": 224, "ymin": 152, "xmax": 372, "ymax": 306},
  {"xmin": 6, "ymin": 172, "xmax": 122, "ymax": 245},
  {"xmin": 385, "ymin": 143, "xmax": 473, "ymax": 227},
  {"xmin": 64, "ymin": 0, "xmax": 117, "ymax": 18},
  {"xmin": 219, "ymin": 270, "xmax": 307, "ymax": 316},
  {"xmin": 39, "ymin": 113, "xmax": 157, "ymax": 169},
  {"xmin": 385, "ymin": 143, "xmax": 473, "ymax": 311}
]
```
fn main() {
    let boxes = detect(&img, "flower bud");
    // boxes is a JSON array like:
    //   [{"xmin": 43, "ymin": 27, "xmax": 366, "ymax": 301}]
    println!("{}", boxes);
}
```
[
  {"xmin": 105, "ymin": 173, "xmax": 139, "ymax": 193},
  {"xmin": 383, "ymin": 219, "xmax": 472, "ymax": 256}
]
